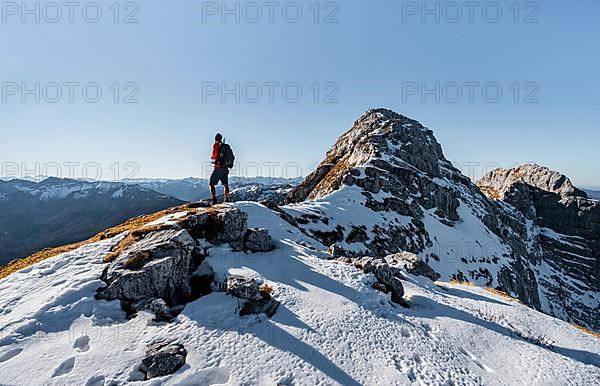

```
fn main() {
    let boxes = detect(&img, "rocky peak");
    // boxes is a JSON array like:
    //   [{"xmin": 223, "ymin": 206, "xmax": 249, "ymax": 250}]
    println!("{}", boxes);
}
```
[
  {"xmin": 280, "ymin": 110, "xmax": 600, "ymax": 331},
  {"xmin": 285, "ymin": 108, "xmax": 453, "ymax": 204},
  {"xmin": 477, "ymin": 164, "xmax": 588, "ymax": 201}
]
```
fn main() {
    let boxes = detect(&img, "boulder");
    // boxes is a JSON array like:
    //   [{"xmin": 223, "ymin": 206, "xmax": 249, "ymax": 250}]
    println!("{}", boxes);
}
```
[
  {"xmin": 358, "ymin": 256, "xmax": 405, "ymax": 305},
  {"xmin": 140, "ymin": 342, "xmax": 187, "ymax": 379},
  {"xmin": 179, "ymin": 205, "xmax": 248, "ymax": 245},
  {"xmin": 385, "ymin": 252, "xmax": 441, "ymax": 281},
  {"xmin": 97, "ymin": 229, "xmax": 196, "ymax": 307},
  {"xmin": 204, "ymin": 205, "xmax": 248, "ymax": 244},
  {"xmin": 244, "ymin": 228, "xmax": 274, "ymax": 252},
  {"xmin": 226, "ymin": 276, "xmax": 280, "ymax": 317},
  {"xmin": 226, "ymin": 276, "xmax": 263, "ymax": 301}
]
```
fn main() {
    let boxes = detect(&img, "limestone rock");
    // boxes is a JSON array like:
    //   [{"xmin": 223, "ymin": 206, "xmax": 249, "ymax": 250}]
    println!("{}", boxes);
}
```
[
  {"xmin": 204, "ymin": 205, "xmax": 248, "ymax": 244},
  {"xmin": 97, "ymin": 229, "xmax": 196, "ymax": 307},
  {"xmin": 385, "ymin": 252, "xmax": 441, "ymax": 281},
  {"xmin": 244, "ymin": 228, "xmax": 274, "ymax": 252},
  {"xmin": 140, "ymin": 342, "xmax": 187, "ymax": 379},
  {"xmin": 226, "ymin": 276, "xmax": 263, "ymax": 301},
  {"xmin": 358, "ymin": 256, "xmax": 405, "ymax": 305}
]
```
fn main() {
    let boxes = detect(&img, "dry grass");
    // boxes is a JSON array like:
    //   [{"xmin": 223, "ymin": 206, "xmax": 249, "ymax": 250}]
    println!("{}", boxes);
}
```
[
  {"xmin": 571, "ymin": 323, "xmax": 600, "ymax": 339},
  {"xmin": 479, "ymin": 185, "xmax": 502, "ymax": 200},
  {"xmin": 123, "ymin": 250, "xmax": 155, "ymax": 270},
  {"xmin": 0, "ymin": 202, "xmax": 203, "ymax": 280},
  {"xmin": 446, "ymin": 280, "xmax": 476, "ymax": 286},
  {"xmin": 484, "ymin": 287, "xmax": 524, "ymax": 304},
  {"xmin": 259, "ymin": 283, "xmax": 274, "ymax": 297},
  {"xmin": 310, "ymin": 160, "xmax": 356, "ymax": 199},
  {"xmin": 104, "ymin": 216, "xmax": 185, "ymax": 268}
]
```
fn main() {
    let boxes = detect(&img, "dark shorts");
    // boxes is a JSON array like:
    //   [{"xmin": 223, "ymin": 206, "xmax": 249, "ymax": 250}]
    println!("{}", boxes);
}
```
[{"xmin": 209, "ymin": 167, "xmax": 229, "ymax": 186}]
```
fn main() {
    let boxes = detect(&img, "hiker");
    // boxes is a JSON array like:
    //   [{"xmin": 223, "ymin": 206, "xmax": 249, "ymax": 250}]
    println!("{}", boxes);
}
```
[{"xmin": 209, "ymin": 133, "xmax": 235, "ymax": 205}]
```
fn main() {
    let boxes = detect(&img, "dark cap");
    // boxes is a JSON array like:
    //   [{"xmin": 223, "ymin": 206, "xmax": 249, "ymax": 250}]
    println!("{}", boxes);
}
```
[{"xmin": 215, "ymin": 133, "xmax": 223, "ymax": 142}]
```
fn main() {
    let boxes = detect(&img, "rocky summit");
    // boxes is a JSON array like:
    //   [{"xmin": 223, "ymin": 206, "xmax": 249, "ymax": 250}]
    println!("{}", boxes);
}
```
[
  {"xmin": 283, "ymin": 108, "xmax": 599, "ymax": 331},
  {"xmin": 1, "ymin": 109, "xmax": 599, "ymax": 385}
]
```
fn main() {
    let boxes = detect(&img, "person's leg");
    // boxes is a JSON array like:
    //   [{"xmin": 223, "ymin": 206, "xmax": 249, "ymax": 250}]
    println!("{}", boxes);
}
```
[
  {"xmin": 222, "ymin": 169, "xmax": 230, "ymax": 203},
  {"xmin": 209, "ymin": 168, "xmax": 219, "ymax": 205},
  {"xmin": 223, "ymin": 185, "xmax": 230, "ymax": 202},
  {"xmin": 209, "ymin": 185, "xmax": 217, "ymax": 205}
]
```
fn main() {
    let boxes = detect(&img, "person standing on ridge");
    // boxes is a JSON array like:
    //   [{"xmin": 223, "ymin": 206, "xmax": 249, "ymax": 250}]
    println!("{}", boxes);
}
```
[{"xmin": 209, "ymin": 133, "xmax": 235, "ymax": 205}]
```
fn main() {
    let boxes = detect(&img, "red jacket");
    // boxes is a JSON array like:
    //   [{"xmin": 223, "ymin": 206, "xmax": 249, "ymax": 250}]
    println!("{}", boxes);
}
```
[{"xmin": 211, "ymin": 141, "xmax": 222, "ymax": 168}]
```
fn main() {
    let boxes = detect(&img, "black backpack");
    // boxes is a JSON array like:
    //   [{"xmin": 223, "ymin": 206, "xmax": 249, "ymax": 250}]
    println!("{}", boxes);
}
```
[{"xmin": 218, "ymin": 142, "xmax": 235, "ymax": 169}]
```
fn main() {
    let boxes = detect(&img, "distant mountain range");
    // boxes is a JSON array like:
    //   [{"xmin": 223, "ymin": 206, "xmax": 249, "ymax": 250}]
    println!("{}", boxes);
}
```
[
  {"xmin": 0, "ymin": 176, "xmax": 300, "ymax": 266},
  {"xmin": 124, "ymin": 176, "xmax": 302, "ymax": 202},
  {"xmin": 584, "ymin": 189, "xmax": 600, "ymax": 200},
  {"xmin": 0, "ymin": 178, "xmax": 183, "ymax": 266}
]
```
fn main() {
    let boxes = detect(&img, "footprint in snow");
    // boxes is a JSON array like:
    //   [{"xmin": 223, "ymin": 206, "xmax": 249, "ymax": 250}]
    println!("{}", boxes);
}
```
[
  {"xmin": 52, "ymin": 357, "xmax": 76, "ymax": 378},
  {"xmin": 0, "ymin": 348, "xmax": 23, "ymax": 363},
  {"xmin": 458, "ymin": 347, "xmax": 494, "ymax": 373},
  {"xmin": 73, "ymin": 335, "xmax": 90, "ymax": 352}
]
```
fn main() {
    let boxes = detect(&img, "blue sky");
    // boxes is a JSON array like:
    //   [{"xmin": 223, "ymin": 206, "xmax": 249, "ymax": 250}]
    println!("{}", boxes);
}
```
[{"xmin": 1, "ymin": 0, "xmax": 599, "ymax": 188}]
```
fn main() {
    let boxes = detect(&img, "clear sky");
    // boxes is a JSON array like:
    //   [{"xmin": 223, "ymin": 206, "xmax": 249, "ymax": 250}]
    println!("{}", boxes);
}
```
[{"xmin": 1, "ymin": 0, "xmax": 599, "ymax": 188}]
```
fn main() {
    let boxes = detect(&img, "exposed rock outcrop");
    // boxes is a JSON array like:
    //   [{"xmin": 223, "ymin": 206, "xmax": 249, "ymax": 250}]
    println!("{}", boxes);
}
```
[
  {"xmin": 281, "ymin": 108, "xmax": 599, "ymax": 331},
  {"xmin": 478, "ymin": 164, "xmax": 600, "ymax": 329},
  {"xmin": 244, "ymin": 228, "xmax": 274, "ymax": 252},
  {"xmin": 385, "ymin": 252, "xmax": 441, "ymax": 282},
  {"xmin": 226, "ymin": 276, "xmax": 263, "ymax": 301},
  {"xmin": 96, "ymin": 205, "xmax": 277, "ymax": 320},
  {"xmin": 357, "ymin": 256, "xmax": 406, "ymax": 305},
  {"xmin": 96, "ymin": 229, "xmax": 196, "ymax": 307},
  {"xmin": 477, "ymin": 164, "xmax": 588, "ymax": 201}
]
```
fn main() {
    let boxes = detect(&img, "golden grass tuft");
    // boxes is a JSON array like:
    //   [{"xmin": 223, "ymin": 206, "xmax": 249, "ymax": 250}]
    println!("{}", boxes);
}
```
[
  {"xmin": 123, "ymin": 250, "xmax": 154, "ymax": 270},
  {"xmin": 484, "ymin": 287, "xmax": 523, "ymax": 304},
  {"xmin": 259, "ymin": 283, "xmax": 274, "ymax": 297},
  {"xmin": 442, "ymin": 281, "xmax": 523, "ymax": 304},
  {"xmin": 446, "ymin": 280, "xmax": 476, "ymax": 286},
  {"xmin": 0, "ymin": 202, "xmax": 206, "ymax": 280},
  {"xmin": 103, "ymin": 233, "xmax": 137, "ymax": 263},
  {"xmin": 571, "ymin": 323, "xmax": 600, "ymax": 339},
  {"xmin": 104, "ymin": 223, "xmax": 178, "ymax": 264}
]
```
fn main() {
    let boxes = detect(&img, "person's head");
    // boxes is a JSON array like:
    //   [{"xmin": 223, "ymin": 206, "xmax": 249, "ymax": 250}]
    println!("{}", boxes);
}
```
[{"xmin": 215, "ymin": 133, "xmax": 223, "ymax": 142}]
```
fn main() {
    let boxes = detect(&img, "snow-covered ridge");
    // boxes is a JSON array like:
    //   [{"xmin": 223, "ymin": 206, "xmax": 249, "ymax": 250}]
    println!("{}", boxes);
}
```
[
  {"xmin": 0, "ymin": 202, "xmax": 598, "ymax": 385},
  {"xmin": 5, "ymin": 178, "xmax": 158, "ymax": 201}
]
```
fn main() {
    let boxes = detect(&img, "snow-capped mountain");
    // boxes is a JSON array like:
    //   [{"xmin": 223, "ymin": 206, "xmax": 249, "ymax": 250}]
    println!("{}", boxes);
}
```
[
  {"xmin": 1, "ymin": 109, "xmax": 599, "ymax": 385},
  {"xmin": 283, "ymin": 109, "xmax": 599, "ymax": 331},
  {"xmin": 0, "ymin": 178, "xmax": 182, "ymax": 266},
  {"xmin": 125, "ymin": 177, "xmax": 301, "ymax": 202},
  {"xmin": 225, "ymin": 183, "xmax": 296, "ymax": 205}
]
